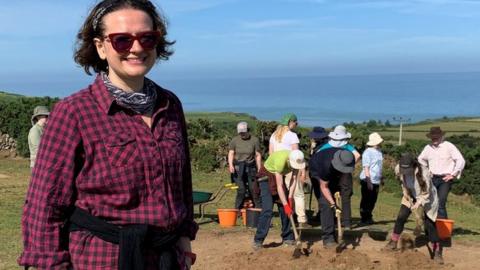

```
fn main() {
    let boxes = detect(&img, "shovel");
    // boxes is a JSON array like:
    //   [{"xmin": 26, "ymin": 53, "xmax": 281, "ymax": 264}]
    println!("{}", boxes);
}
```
[
  {"xmin": 334, "ymin": 192, "xmax": 347, "ymax": 253},
  {"xmin": 288, "ymin": 214, "xmax": 303, "ymax": 258}
]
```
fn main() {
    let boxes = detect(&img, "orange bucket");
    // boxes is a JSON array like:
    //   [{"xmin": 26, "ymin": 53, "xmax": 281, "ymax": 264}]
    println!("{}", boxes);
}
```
[
  {"xmin": 217, "ymin": 209, "xmax": 239, "ymax": 227},
  {"xmin": 241, "ymin": 209, "xmax": 247, "ymax": 226},
  {"xmin": 436, "ymin": 218, "xmax": 454, "ymax": 239}
]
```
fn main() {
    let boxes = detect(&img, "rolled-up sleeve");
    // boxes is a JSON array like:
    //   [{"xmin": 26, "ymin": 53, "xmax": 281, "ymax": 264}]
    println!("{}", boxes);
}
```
[
  {"xmin": 19, "ymin": 101, "xmax": 81, "ymax": 269},
  {"xmin": 449, "ymin": 143, "xmax": 465, "ymax": 178}
]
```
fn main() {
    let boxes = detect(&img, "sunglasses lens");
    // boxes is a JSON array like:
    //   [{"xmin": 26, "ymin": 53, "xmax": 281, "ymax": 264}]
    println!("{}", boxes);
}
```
[
  {"xmin": 107, "ymin": 31, "xmax": 159, "ymax": 53},
  {"xmin": 111, "ymin": 34, "xmax": 134, "ymax": 52},
  {"xmin": 139, "ymin": 33, "xmax": 159, "ymax": 50}
]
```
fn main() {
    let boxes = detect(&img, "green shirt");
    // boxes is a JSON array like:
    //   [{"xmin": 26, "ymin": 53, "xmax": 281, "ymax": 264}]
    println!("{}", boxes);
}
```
[
  {"xmin": 264, "ymin": 150, "xmax": 291, "ymax": 175},
  {"xmin": 28, "ymin": 123, "xmax": 43, "ymax": 168},
  {"xmin": 228, "ymin": 134, "xmax": 260, "ymax": 162}
]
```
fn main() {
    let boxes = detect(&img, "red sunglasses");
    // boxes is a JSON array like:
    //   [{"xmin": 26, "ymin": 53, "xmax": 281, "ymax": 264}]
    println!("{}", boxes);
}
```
[{"xmin": 104, "ymin": 31, "xmax": 160, "ymax": 53}]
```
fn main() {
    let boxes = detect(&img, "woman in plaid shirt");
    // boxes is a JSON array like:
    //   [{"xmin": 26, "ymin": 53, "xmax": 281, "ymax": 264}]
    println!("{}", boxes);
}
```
[{"xmin": 19, "ymin": 1, "xmax": 197, "ymax": 269}]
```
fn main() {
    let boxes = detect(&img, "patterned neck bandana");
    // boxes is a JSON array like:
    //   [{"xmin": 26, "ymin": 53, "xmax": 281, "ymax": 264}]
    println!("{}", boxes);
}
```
[{"xmin": 101, "ymin": 72, "xmax": 158, "ymax": 115}]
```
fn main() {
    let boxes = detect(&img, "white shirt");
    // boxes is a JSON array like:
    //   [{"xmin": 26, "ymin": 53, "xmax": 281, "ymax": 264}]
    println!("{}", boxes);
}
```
[
  {"xmin": 418, "ymin": 141, "xmax": 465, "ymax": 177},
  {"xmin": 270, "ymin": 130, "xmax": 299, "ymax": 152}
]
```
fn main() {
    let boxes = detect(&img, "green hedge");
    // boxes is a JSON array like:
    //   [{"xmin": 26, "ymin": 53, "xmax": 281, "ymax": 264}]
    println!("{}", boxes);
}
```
[{"xmin": 0, "ymin": 95, "xmax": 59, "ymax": 157}]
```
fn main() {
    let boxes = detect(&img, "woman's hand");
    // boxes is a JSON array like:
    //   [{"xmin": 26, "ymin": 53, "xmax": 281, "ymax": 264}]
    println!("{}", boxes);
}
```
[
  {"xmin": 366, "ymin": 177, "xmax": 373, "ymax": 191},
  {"xmin": 283, "ymin": 203, "xmax": 293, "ymax": 217},
  {"xmin": 411, "ymin": 201, "xmax": 422, "ymax": 210}
]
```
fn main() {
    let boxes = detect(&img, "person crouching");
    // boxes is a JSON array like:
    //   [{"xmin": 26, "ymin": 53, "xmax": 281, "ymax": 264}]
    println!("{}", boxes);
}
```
[{"xmin": 384, "ymin": 153, "xmax": 443, "ymax": 264}]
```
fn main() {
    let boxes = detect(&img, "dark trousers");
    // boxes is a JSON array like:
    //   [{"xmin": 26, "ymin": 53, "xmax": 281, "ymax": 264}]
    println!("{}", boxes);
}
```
[
  {"xmin": 339, "ymin": 173, "xmax": 353, "ymax": 227},
  {"xmin": 432, "ymin": 175, "xmax": 452, "ymax": 219},
  {"xmin": 393, "ymin": 205, "xmax": 440, "ymax": 243},
  {"xmin": 319, "ymin": 190, "xmax": 336, "ymax": 243},
  {"xmin": 359, "ymin": 181, "xmax": 380, "ymax": 222},
  {"xmin": 233, "ymin": 163, "xmax": 261, "ymax": 209},
  {"xmin": 254, "ymin": 180, "xmax": 294, "ymax": 244}
]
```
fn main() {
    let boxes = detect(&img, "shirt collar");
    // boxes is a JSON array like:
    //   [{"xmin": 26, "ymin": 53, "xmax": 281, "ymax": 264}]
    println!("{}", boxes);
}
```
[
  {"xmin": 430, "ymin": 141, "xmax": 445, "ymax": 149},
  {"xmin": 90, "ymin": 74, "xmax": 116, "ymax": 114}
]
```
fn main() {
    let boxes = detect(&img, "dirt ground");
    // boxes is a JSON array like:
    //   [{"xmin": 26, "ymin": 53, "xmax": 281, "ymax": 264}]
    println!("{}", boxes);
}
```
[{"xmin": 192, "ymin": 226, "xmax": 480, "ymax": 270}]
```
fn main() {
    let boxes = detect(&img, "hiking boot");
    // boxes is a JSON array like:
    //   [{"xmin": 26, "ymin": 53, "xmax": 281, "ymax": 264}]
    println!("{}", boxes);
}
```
[
  {"xmin": 252, "ymin": 242, "xmax": 263, "ymax": 251},
  {"xmin": 282, "ymin": 240, "xmax": 296, "ymax": 247},
  {"xmin": 433, "ymin": 250, "xmax": 444, "ymax": 265},
  {"xmin": 358, "ymin": 219, "xmax": 374, "ymax": 227},
  {"xmin": 383, "ymin": 239, "xmax": 398, "ymax": 251},
  {"xmin": 323, "ymin": 240, "xmax": 337, "ymax": 249}
]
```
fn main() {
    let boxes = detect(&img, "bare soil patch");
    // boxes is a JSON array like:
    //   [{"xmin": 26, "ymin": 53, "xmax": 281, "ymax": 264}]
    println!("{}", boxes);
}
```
[{"xmin": 192, "ymin": 227, "xmax": 479, "ymax": 270}]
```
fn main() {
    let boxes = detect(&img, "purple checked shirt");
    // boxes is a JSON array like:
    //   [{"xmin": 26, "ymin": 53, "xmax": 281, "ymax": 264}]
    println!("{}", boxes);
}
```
[{"xmin": 19, "ymin": 75, "xmax": 198, "ymax": 269}]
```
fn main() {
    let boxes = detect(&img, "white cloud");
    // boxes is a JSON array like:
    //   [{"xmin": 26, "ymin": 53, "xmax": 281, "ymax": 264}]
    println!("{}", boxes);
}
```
[
  {"xmin": 368, "ymin": 35, "xmax": 473, "ymax": 52},
  {"xmin": 240, "ymin": 19, "xmax": 303, "ymax": 29},
  {"xmin": 196, "ymin": 32, "xmax": 261, "ymax": 41},
  {"xmin": 338, "ymin": 0, "xmax": 480, "ymax": 17}
]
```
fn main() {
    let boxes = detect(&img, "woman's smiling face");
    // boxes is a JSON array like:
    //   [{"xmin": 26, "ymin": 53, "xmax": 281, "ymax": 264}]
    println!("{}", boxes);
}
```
[{"xmin": 95, "ymin": 8, "xmax": 157, "ymax": 87}]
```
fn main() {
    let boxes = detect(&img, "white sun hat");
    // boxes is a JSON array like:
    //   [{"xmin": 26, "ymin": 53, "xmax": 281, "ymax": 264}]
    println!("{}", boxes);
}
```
[
  {"xmin": 366, "ymin": 132, "xmax": 384, "ymax": 146},
  {"xmin": 328, "ymin": 125, "xmax": 351, "ymax": 140},
  {"xmin": 288, "ymin": 150, "xmax": 306, "ymax": 170}
]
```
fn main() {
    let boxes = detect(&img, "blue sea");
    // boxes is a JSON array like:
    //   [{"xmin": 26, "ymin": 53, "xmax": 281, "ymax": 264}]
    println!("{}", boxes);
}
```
[
  {"xmin": 2, "ymin": 72, "xmax": 479, "ymax": 127},
  {"xmin": 163, "ymin": 72, "xmax": 480, "ymax": 127}
]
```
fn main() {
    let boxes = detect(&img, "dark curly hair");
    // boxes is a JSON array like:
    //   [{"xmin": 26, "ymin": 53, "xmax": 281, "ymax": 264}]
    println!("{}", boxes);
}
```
[{"xmin": 74, "ymin": 0, "xmax": 175, "ymax": 75}]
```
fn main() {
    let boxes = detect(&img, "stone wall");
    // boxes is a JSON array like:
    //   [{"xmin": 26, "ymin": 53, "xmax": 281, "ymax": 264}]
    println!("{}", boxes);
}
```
[{"xmin": 0, "ymin": 132, "xmax": 17, "ymax": 157}]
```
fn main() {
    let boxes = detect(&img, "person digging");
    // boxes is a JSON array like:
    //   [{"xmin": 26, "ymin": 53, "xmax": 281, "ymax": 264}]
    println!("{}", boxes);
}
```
[
  {"xmin": 309, "ymin": 149, "xmax": 355, "ymax": 248},
  {"xmin": 252, "ymin": 150, "xmax": 306, "ymax": 250},
  {"xmin": 384, "ymin": 153, "xmax": 444, "ymax": 264}
]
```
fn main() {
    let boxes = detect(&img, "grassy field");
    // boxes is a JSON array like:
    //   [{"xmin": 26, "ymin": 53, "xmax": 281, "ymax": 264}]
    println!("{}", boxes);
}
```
[
  {"xmin": 186, "ymin": 112, "xmax": 258, "ymax": 123},
  {"xmin": 184, "ymin": 112, "xmax": 480, "ymax": 141},
  {"xmin": 1, "ymin": 115, "xmax": 479, "ymax": 268},
  {"xmin": 0, "ymin": 91, "xmax": 25, "ymax": 102},
  {"xmin": 378, "ymin": 118, "xmax": 480, "ymax": 142},
  {"xmin": 0, "ymin": 158, "xmax": 29, "ymax": 269},
  {"xmin": 1, "ymin": 157, "xmax": 479, "ymax": 269}
]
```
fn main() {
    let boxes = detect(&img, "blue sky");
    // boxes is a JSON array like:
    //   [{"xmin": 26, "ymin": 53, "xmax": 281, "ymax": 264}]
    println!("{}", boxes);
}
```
[{"xmin": 1, "ymin": 0, "xmax": 480, "ymax": 95}]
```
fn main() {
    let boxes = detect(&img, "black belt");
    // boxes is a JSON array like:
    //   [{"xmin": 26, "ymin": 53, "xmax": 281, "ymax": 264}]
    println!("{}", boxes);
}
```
[
  {"xmin": 433, "ymin": 174, "xmax": 446, "ymax": 178},
  {"xmin": 69, "ymin": 207, "xmax": 180, "ymax": 270}
]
